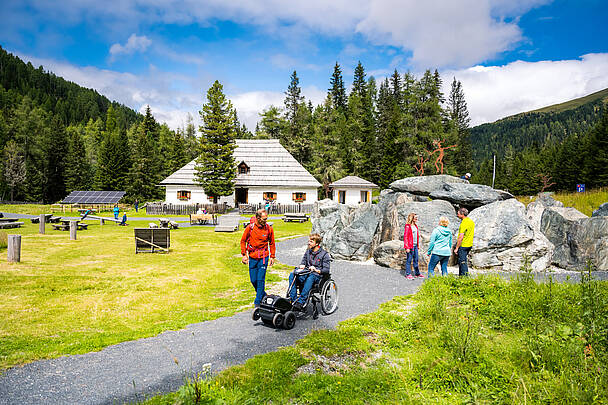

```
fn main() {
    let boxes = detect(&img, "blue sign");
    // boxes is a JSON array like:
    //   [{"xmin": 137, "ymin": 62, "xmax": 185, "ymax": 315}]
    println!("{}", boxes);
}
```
[{"xmin": 576, "ymin": 184, "xmax": 585, "ymax": 192}]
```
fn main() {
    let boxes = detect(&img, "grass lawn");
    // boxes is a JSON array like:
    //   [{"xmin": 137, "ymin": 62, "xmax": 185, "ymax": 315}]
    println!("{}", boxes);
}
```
[
  {"xmin": 0, "ymin": 204, "xmax": 190, "ymax": 219},
  {"xmin": 0, "ymin": 219, "xmax": 311, "ymax": 371},
  {"xmin": 146, "ymin": 272, "xmax": 608, "ymax": 404},
  {"xmin": 515, "ymin": 188, "xmax": 607, "ymax": 217}
]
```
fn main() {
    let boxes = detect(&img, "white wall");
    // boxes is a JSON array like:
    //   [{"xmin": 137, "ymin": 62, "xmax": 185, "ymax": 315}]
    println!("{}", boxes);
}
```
[
  {"xmin": 163, "ymin": 185, "xmax": 318, "ymax": 205},
  {"xmin": 332, "ymin": 188, "xmax": 372, "ymax": 205}
]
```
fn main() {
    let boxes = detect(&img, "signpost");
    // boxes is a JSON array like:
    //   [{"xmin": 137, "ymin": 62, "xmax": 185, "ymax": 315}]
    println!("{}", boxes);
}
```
[{"xmin": 576, "ymin": 183, "xmax": 585, "ymax": 193}]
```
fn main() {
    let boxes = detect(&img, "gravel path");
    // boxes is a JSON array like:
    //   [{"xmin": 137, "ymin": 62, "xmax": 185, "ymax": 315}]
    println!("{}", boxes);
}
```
[{"xmin": 0, "ymin": 236, "xmax": 423, "ymax": 405}]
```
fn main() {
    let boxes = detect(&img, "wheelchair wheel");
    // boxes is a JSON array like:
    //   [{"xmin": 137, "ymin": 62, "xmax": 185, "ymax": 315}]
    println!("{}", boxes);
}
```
[
  {"xmin": 252, "ymin": 308, "xmax": 261, "ymax": 321},
  {"xmin": 272, "ymin": 313, "xmax": 284, "ymax": 328},
  {"xmin": 283, "ymin": 311, "xmax": 296, "ymax": 330},
  {"xmin": 320, "ymin": 279, "xmax": 338, "ymax": 315}
]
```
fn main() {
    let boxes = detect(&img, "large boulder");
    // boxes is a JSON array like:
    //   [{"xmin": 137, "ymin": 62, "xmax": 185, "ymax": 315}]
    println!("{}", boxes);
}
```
[
  {"xmin": 592, "ymin": 202, "xmax": 608, "ymax": 217},
  {"xmin": 312, "ymin": 201, "xmax": 382, "ymax": 261},
  {"xmin": 373, "ymin": 240, "xmax": 429, "ymax": 270},
  {"xmin": 540, "ymin": 207, "xmax": 587, "ymax": 269},
  {"xmin": 389, "ymin": 175, "xmax": 467, "ymax": 196},
  {"xmin": 429, "ymin": 183, "xmax": 514, "ymax": 209},
  {"xmin": 468, "ymin": 199, "xmax": 550, "ymax": 271},
  {"xmin": 541, "ymin": 207, "xmax": 608, "ymax": 270},
  {"xmin": 375, "ymin": 191, "xmax": 459, "ymax": 245}
]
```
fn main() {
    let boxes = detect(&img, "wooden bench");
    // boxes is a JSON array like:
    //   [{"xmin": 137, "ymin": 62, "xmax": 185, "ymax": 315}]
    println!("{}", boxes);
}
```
[
  {"xmin": 30, "ymin": 214, "xmax": 53, "ymax": 224},
  {"xmin": 134, "ymin": 228, "xmax": 170, "ymax": 253},
  {"xmin": 52, "ymin": 223, "xmax": 69, "ymax": 231},
  {"xmin": 0, "ymin": 221, "xmax": 24, "ymax": 229},
  {"xmin": 282, "ymin": 213, "xmax": 309, "ymax": 222}
]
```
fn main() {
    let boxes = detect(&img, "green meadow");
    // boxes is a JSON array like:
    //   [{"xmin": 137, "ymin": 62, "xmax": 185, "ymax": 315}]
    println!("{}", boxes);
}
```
[{"xmin": 0, "ymin": 217, "xmax": 311, "ymax": 371}]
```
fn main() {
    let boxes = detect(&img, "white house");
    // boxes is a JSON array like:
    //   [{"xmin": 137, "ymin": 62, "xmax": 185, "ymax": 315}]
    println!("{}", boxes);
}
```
[
  {"xmin": 329, "ymin": 175, "xmax": 378, "ymax": 205},
  {"xmin": 159, "ymin": 139, "xmax": 321, "ymax": 206}
]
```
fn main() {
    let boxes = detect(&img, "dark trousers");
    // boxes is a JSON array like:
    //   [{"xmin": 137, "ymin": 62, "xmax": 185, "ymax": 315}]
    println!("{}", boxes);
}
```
[
  {"xmin": 249, "ymin": 257, "xmax": 268, "ymax": 305},
  {"xmin": 405, "ymin": 246, "xmax": 420, "ymax": 276},
  {"xmin": 457, "ymin": 246, "xmax": 472, "ymax": 276}
]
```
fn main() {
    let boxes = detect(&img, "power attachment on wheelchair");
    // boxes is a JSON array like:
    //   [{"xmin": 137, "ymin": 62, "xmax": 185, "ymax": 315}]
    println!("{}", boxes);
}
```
[{"xmin": 252, "ymin": 266, "xmax": 338, "ymax": 330}]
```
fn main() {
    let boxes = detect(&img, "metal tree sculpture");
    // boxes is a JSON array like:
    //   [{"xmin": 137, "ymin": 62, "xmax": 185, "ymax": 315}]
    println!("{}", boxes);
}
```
[
  {"xmin": 537, "ymin": 173, "xmax": 556, "ymax": 192},
  {"xmin": 428, "ymin": 140, "xmax": 457, "ymax": 174}
]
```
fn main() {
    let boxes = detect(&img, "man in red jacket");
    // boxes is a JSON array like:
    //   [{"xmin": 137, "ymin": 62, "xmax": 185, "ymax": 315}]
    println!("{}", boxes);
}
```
[{"xmin": 241, "ymin": 209, "xmax": 275, "ymax": 307}]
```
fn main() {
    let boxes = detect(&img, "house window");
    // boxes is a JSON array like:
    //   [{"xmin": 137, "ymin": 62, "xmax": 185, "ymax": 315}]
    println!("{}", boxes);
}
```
[
  {"xmin": 292, "ymin": 192, "xmax": 306, "ymax": 202},
  {"xmin": 207, "ymin": 195, "xmax": 215, "ymax": 201},
  {"xmin": 263, "ymin": 192, "xmax": 277, "ymax": 201},
  {"xmin": 338, "ymin": 190, "xmax": 346, "ymax": 204},
  {"xmin": 361, "ymin": 190, "xmax": 369, "ymax": 203},
  {"xmin": 177, "ymin": 190, "xmax": 191, "ymax": 201},
  {"xmin": 238, "ymin": 162, "xmax": 250, "ymax": 174}
]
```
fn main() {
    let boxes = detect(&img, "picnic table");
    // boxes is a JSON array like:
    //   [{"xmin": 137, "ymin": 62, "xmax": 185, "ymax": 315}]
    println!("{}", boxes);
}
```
[
  {"xmin": 0, "ymin": 219, "xmax": 23, "ymax": 229},
  {"xmin": 52, "ymin": 220, "xmax": 88, "ymax": 231},
  {"xmin": 158, "ymin": 218, "xmax": 179, "ymax": 229},
  {"xmin": 189, "ymin": 213, "xmax": 217, "ymax": 225},
  {"xmin": 241, "ymin": 220, "xmax": 274, "ymax": 229}
]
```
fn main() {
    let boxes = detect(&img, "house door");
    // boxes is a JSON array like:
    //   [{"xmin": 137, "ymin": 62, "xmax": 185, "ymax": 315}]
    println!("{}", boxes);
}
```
[
  {"xmin": 338, "ymin": 190, "xmax": 346, "ymax": 204},
  {"xmin": 235, "ymin": 188, "xmax": 248, "ymax": 204}
]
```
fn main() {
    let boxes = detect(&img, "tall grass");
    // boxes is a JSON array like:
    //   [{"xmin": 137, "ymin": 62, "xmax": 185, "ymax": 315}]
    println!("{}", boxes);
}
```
[
  {"xmin": 0, "ymin": 231, "xmax": 7, "ymax": 250},
  {"xmin": 552, "ymin": 187, "xmax": 608, "ymax": 216}
]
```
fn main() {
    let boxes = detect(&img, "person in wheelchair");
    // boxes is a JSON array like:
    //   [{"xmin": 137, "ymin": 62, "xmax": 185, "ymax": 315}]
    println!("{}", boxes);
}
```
[{"xmin": 289, "ymin": 233, "xmax": 331, "ymax": 311}]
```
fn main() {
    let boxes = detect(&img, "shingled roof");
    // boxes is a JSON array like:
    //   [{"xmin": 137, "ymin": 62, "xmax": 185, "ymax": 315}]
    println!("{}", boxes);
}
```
[
  {"xmin": 329, "ymin": 175, "xmax": 378, "ymax": 188},
  {"xmin": 159, "ymin": 139, "xmax": 321, "ymax": 188}
]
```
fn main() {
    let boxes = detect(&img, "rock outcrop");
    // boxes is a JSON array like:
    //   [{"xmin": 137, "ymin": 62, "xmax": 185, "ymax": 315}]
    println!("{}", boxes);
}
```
[
  {"xmin": 312, "ymin": 175, "xmax": 608, "ymax": 272},
  {"xmin": 429, "ymin": 183, "xmax": 514, "ymax": 209},
  {"xmin": 592, "ymin": 202, "xmax": 608, "ymax": 217}
]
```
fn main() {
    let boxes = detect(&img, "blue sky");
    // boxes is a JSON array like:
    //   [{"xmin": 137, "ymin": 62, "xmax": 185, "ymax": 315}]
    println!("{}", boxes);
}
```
[{"xmin": 1, "ymin": 0, "xmax": 607, "ymax": 130}]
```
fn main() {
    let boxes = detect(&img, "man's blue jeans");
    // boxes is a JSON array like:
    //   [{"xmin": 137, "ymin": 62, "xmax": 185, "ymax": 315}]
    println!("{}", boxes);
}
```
[
  {"xmin": 457, "ymin": 247, "xmax": 472, "ymax": 276},
  {"xmin": 428, "ymin": 254, "xmax": 449, "ymax": 277},
  {"xmin": 249, "ymin": 257, "xmax": 268, "ymax": 306},
  {"xmin": 405, "ymin": 246, "xmax": 420, "ymax": 276},
  {"xmin": 289, "ymin": 271, "xmax": 321, "ymax": 306}
]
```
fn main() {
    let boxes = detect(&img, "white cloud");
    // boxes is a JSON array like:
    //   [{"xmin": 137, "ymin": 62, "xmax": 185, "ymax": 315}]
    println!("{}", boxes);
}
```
[
  {"xmin": 19, "ymin": 0, "xmax": 549, "ymax": 68},
  {"xmin": 109, "ymin": 34, "xmax": 151, "ymax": 59},
  {"xmin": 442, "ymin": 53, "xmax": 608, "ymax": 126}
]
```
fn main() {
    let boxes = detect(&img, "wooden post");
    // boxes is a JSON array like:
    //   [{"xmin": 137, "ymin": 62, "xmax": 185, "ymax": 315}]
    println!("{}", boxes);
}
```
[
  {"xmin": 39, "ymin": 214, "xmax": 46, "ymax": 234},
  {"xmin": 70, "ymin": 221, "xmax": 78, "ymax": 240},
  {"xmin": 100, "ymin": 218, "xmax": 104, "ymax": 226},
  {"xmin": 7, "ymin": 235, "xmax": 21, "ymax": 262}
]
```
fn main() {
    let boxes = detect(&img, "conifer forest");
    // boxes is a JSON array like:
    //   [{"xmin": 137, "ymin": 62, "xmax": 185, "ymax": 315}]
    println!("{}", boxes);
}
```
[{"xmin": 0, "ymin": 46, "xmax": 606, "ymax": 203}]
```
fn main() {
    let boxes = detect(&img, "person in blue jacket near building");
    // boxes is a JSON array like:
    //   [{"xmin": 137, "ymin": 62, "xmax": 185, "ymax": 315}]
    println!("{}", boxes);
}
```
[
  {"xmin": 426, "ymin": 216, "xmax": 453, "ymax": 277},
  {"xmin": 113, "ymin": 204, "xmax": 120, "ymax": 220}
]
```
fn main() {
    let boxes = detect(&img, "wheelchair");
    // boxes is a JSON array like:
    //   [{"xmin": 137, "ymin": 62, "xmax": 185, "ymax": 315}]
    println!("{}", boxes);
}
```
[{"xmin": 253, "ymin": 267, "xmax": 338, "ymax": 329}]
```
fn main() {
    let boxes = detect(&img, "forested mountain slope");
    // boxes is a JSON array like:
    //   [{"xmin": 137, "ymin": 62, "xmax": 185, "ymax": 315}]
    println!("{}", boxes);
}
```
[{"xmin": 470, "ymin": 88, "xmax": 607, "ymax": 163}]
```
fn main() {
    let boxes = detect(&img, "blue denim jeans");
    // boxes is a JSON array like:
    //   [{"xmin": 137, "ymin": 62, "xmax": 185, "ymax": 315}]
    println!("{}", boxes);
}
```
[
  {"xmin": 249, "ymin": 257, "xmax": 268, "ymax": 305},
  {"xmin": 428, "ymin": 254, "xmax": 449, "ymax": 277},
  {"xmin": 405, "ymin": 246, "xmax": 420, "ymax": 276},
  {"xmin": 289, "ymin": 271, "xmax": 321, "ymax": 306},
  {"xmin": 457, "ymin": 247, "xmax": 472, "ymax": 276}
]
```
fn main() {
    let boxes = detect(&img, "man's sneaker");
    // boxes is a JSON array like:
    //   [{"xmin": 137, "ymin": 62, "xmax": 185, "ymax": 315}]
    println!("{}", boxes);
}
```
[
  {"xmin": 292, "ymin": 302, "xmax": 303, "ymax": 311},
  {"xmin": 406, "ymin": 275, "xmax": 414, "ymax": 280},
  {"xmin": 416, "ymin": 274, "xmax": 425, "ymax": 279}
]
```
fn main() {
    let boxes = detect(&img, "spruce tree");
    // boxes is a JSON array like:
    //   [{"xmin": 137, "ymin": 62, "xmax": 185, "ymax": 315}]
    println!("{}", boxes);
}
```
[
  {"xmin": 42, "ymin": 116, "xmax": 68, "ymax": 203},
  {"xmin": 258, "ymin": 106, "xmax": 285, "ymax": 139},
  {"xmin": 583, "ymin": 110, "xmax": 608, "ymax": 188},
  {"xmin": 329, "ymin": 62, "xmax": 347, "ymax": 112},
  {"xmin": 447, "ymin": 77, "xmax": 473, "ymax": 174},
  {"xmin": 352, "ymin": 61, "xmax": 367, "ymax": 98},
  {"xmin": 64, "ymin": 126, "xmax": 92, "ymax": 192},
  {"xmin": 281, "ymin": 72, "xmax": 310, "ymax": 166},
  {"xmin": 195, "ymin": 80, "xmax": 237, "ymax": 203}
]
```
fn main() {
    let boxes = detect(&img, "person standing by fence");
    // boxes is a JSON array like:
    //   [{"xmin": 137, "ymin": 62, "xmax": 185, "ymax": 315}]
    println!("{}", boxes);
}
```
[{"xmin": 241, "ymin": 209, "xmax": 275, "ymax": 307}]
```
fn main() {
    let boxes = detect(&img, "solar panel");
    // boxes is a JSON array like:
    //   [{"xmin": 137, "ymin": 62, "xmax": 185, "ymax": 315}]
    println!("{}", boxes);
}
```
[{"xmin": 62, "ymin": 191, "xmax": 126, "ymax": 204}]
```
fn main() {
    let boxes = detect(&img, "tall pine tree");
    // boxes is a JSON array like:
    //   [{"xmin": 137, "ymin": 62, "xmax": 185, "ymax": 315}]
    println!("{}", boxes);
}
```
[{"xmin": 195, "ymin": 80, "xmax": 237, "ymax": 203}]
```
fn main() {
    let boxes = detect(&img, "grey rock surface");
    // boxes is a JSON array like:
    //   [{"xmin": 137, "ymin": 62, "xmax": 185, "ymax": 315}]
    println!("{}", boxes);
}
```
[
  {"xmin": 389, "ymin": 174, "xmax": 467, "ymax": 195},
  {"xmin": 313, "ymin": 201, "xmax": 381, "ymax": 261},
  {"xmin": 592, "ymin": 202, "xmax": 608, "ymax": 217},
  {"xmin": 469, "ymin": 199, "xmax": 549, "ymax": 271},
  {"xmin": 541, "ymin": 207, "xmax": 588, "ymax": 269},
  {"xmin": 429, "ymin": 183, "xmax": 514, "ymax": 208},
  {"xmin": 373, "ymin": 240, "xmax": 429, "ymax": 270}
]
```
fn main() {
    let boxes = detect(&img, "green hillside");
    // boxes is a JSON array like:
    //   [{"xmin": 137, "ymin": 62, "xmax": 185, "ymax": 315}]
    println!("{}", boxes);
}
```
[
  {"xmin": 470, "ymin": 88, "xmax": 607, "ymax": 164},
  {"xmin": 531, "ymin": 87, "xmax": 608, "ymax": 114}
]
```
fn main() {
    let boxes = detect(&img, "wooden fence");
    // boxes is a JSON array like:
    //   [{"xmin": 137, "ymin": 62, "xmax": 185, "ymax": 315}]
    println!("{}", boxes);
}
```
[
  {"xmin": 238, "ymin": 203, "xmax": 314, "ymax": 215},
  {"xmin": 145, "ymin": 203, "xmax": 229, "ymax": 216},
  {"xmin": 0, "ymin": 200, "xmax": 43, "ymax": 205}
]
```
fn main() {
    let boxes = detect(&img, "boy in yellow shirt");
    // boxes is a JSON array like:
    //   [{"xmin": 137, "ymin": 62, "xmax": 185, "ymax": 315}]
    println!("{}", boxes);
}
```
[{"xmin": 454, "ymin": 207, "xmax": 475, "ymax": 276}]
